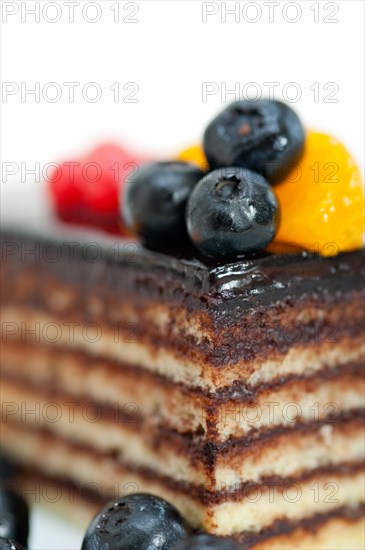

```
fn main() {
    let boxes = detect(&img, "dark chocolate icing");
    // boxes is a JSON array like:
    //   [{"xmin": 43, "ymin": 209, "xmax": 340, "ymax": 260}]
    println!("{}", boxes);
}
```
[{"xmin": 2, "ymin": 182, "xmax": 365, "ymax": 310}]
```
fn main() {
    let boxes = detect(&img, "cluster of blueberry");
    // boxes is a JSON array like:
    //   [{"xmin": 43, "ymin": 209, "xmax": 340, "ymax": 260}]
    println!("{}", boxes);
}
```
[
  {"xmin": 123, "ymin": 100, "xmax": 305, "ymax": 259},
  {"xmin": 50, "ymin": 101, "xmax": 364, "ymax": 257},
  {"xmin": 0, "ymin": 454, "xmax": 242, "ymax": 550}
]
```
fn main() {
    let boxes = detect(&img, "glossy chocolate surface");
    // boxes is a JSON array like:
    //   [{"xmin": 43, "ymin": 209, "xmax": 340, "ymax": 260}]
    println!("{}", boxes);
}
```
[{"xmin": 2, "ymin": 182, "xmax": 365, "ymax": 310}]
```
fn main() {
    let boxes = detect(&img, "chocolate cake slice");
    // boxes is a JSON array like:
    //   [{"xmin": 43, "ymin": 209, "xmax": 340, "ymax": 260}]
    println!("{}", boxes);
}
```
[{"xmin": 1, "ymin": 183, "xmax": 364, "ymax": 549}]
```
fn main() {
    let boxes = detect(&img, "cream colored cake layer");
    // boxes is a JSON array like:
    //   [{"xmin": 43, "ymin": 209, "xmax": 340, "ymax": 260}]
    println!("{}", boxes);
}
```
[
  {"xmin": 1, "ymin": 307, "xmax": 364, "ymax": 392},
  {"xmin": 6, "ymin": 271, "xmax": 363, "ymax": 350},
  {"xmin": 1, "ymin": 342, "xmax": 364, "ymax": 441},
  {"xmin": 2, "ymin": 421, "xmax": 364, "ymax": 537},
  {"xmin": 17, "ymin": 472, "xmax": 365, "ymax": 550},
  {"xmin": 1, "ymin": 378, "xmax": 364, "ymax": 489}
]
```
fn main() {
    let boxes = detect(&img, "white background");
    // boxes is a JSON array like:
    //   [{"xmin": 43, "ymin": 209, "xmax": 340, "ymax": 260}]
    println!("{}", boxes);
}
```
[
  {"xmin": 1, "ymin": 1, "xmax": 364, "ymax": 549},
  {"xmin": 1, "ymin": 0, "xmax": 364, "ymax": 174}
]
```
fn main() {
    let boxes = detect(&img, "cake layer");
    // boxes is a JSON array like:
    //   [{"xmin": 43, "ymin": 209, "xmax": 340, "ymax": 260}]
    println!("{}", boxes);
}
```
[
  {"xmin": 2, "ymin": 228, "xmax": 364, "ymax": 391},
  {"xmin": 1, "ymin": 375, "xmax": 365, "ymax": 490},
  {"xmin": 2, "ymin": 275, "xmax": 364, "ymax": 365},
  {"xmin": 2, "ymin": 187, "xmax": 365, "ymax": 545},
  {"xmin": 1, "ymin": 341, "xmax": 364, "ymax": 442},
  {"xmin": 1, "ymin": 306, "xmax": 364, "ymax": 393},
  {"xmin": 7, "ymin": 471, "xmax": 365, "ymax": 550},
  {"xmin": 2, "ymin": 421, "xmax": 364, "ymax": 537}
]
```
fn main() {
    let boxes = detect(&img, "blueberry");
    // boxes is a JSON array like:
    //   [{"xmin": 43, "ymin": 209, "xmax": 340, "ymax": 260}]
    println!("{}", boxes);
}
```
[
  {"xmin": 81, "ymin": 493, "xmax": 192, "ymax": 550},
  {"xmin": 0, "ymin": 489, "xmax": 29, "ymax": 549},
  {"xmin": 0, "ymin": 538, "xmax": 25, "ymax": 550},
  {"xmin": 203, "ymin": 100, "xmax": 305, "ymax": 183},
  {"xmin": 186, "ymin": 167, "xmax": 279, "ymax": 258},
  {"xmin": 172, "ymin": 534, "xmax": 243, "ymax": 550},
  {"xmin": 0, "ymin": 457, "xmax": 16, "ymax": 482},
  {"xmin": 122, "ymin": 161, "xmax": 204, "ymax": 248}
]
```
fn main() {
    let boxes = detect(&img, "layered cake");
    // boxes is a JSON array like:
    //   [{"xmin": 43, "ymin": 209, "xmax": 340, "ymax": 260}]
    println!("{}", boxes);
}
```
[{"xmin": 1, "ymin": 100, "xmax": 364, "ymax": 549}]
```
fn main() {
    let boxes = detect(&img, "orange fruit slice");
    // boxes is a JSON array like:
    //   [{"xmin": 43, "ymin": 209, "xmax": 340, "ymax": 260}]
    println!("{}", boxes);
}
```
[
  {"xmin": 271, "ymin": 131, "xmax": 364, "ymax": 256},
  {"xmin": 177, "ymin": 145, "xmax": 209, "ymax": 172}
]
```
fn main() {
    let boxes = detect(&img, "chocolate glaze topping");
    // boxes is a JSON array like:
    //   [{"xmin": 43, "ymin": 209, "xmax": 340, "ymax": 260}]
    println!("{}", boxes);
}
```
[{"xmin": 2, "ymin": 182, "xmax": 365, "ymax": 310}]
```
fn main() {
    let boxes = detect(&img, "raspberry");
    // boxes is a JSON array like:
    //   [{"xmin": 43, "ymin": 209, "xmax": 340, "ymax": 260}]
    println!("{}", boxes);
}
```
[{"xmin": 49, "ymin": 143, "xmax": 146, "ymax": 234}]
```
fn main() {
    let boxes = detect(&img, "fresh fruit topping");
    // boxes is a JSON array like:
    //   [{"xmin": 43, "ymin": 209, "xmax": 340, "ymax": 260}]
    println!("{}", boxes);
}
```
[
  {"xmin": 177, "ymin": 145, "xmax": 209, "ymax": 171},
  {"xmin": 0, "ymin": 538, "xmax": 25, "ymax": 550},
  {"xmin": 271, "ymin": 131, "xmax": 365, "ymax": 256},
  {"xmin": 186, "ymin": 167, "xmax": 279, "ymax": 258},
  {"xmin": 82, "ymin": 493, "xmax": 191, "ymax": 550},
  {"xmin": 49, "ymin": 143, "xmax": 145, "ymax": 234},
  {"xmin": 172, "ymin": 534, "xmax": 243, "ymax": 549},
  {"xmin": 203, "ymin": 100, "xmax": 305, "ymax": 183},
  {"xmin": 123, "ymin": 161, "xmax": 204, "ymax": 248},
  {"xmin": 0, "ymin": 456, "xmax": 16, "ymax": 482},
  {"xmin": 0, "ymin": 489, "xmax": 29, "ymax": 549}
]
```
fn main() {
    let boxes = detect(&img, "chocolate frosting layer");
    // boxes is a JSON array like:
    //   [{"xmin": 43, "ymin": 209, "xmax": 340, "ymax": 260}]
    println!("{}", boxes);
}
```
[{"xmin": 2, "ymin": 182, "xmax": 365, "ymax": 310}]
